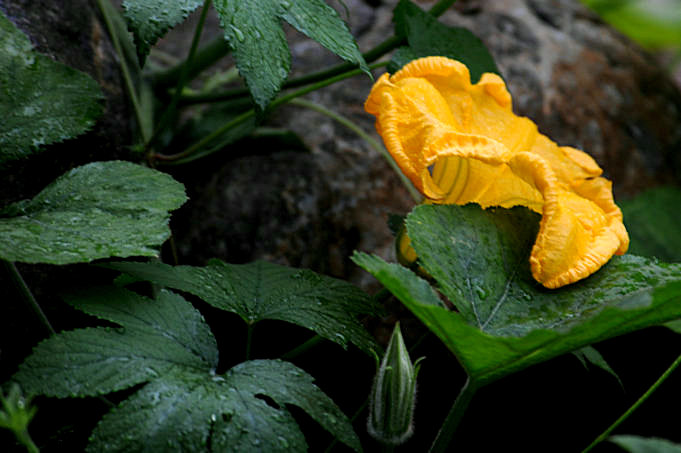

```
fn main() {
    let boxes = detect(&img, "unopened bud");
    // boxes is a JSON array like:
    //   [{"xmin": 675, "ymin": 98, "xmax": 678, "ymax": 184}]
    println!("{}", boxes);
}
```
[{"xmin": 367, "ymin": 322, "xmax": 423, "ymax": 445}]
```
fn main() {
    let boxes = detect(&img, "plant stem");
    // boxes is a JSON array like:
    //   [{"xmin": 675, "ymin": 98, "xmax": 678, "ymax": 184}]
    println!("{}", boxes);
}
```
[
  {"xmin": 281, "ymin": 335, "xmax": 324, "ymax": 360},
  {"xmin": 176, "ymin": 0, "xmax": 457, "ymax": 106},
  {"xmin": 288, "ymin": 97, "xmax": 422, "ymax": 203},
  {"xmin": 3, "ymin": 260, "xmax": 55, "ymax": 336},
  {"xmin": 145, "ymin": 0, "xmax": 212, "ymax": 153},
  {"xmin": 268, "ymin": 62, "xmax": 384, "ymax": 109},
  {"xmin": 581, "ymin": 351, "xmax": 681, "ymax": 453},
  {"xmin": 428, "ymin": 0, "xmax": 458, "ymax": 17},
  {"xmin": 245, "ymin": 323, "xmax": 255, "ymax": 361},
  {"xmin": 152, "ymin": 35, "xmax": 231, "ymax": 89},
  {"xmin": 16, "ymin": 429, "xmax": 39, "ymax": 453},
  {"xmin": 174, "ymin": 37, "xmax": 403, "ymax": 106},
  {"xmin": 382, "ymin": 444, "xmax": 395, "ymax": 453},
  {"xmin": 153, "ymin": 109, "xmax": 254, "ymax": 162},
  {"xmin": 155, "ymin": 61, "xmax": 386, "ymax": 163},
  {"xmin": 429, "ymin": 377, "xmax": 477, "ymax": 453},
  {"xmin": 95, "ymin": 0, "xmax": 150, "ymax": 143}
]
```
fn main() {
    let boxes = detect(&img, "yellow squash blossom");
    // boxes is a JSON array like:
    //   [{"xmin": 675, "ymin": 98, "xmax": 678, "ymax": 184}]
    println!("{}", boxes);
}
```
[{"xmin": 365, "ymin": 57, "xmax": 629, "ymax": 289}]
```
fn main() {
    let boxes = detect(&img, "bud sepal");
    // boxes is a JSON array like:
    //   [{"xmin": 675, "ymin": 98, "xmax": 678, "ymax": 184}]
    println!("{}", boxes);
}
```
[{"xmin": 367, "ymin": 322, "xmax": 424, "ymax": 445}]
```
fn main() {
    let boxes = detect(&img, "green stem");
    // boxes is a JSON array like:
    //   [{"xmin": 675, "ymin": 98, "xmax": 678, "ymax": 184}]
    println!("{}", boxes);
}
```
[
  {"xmin": 95, "ymin": 0, "xmax": 150, "ymax": 143},
  {"xmin": 153, "ymin": 109, "xmax": 254, "ymax": 162},
  {"xmin": 175, "ymin": 37, "xmax": 403, "ymax": 106},
  {"xmin": 152, "ymin": 35, "xmax": 231, "ymax": 89},
  {"xmin": 177, "ymin": 0, "xmax": 457, "ymax": 106},
  {"xmin": 3, "ymin": 260, "xmax": 55, "ymax": 336},
  {"xmin": 245, "ymin": 323, "xmax": 255, "ymax": 361},
  {"xmin": 268, "ymin": 62, "xmax": 384, "ymax": 110},
  {"xmin": 581, "ymin": 352, "xmax": 681, "ymax": 453},
  {"xmin": 155, "ymin": 61, "xmax": 386, "ymax": 163},
  {"xmin": 428, "ymin": 0, "xmax": 458, "ymax": 17},
  {"xmin": 288, "ymin": 97, "xmax": 421, "ymax": 203},
  {"xmin": 382, "ymin": 444, "xmax": 395, "ymax": 453},
  {"xmin": 281, "ymin": 335, "xmax": 324, "ymax": 360},
  {"xmin": 145, "ymin": 0, "xmax": 212, "ymax": 152},
  {"xmin": 429, "ymin": 378, "xmax": 478, "ymax": 453},
  {"xmin": 16, "ymin": 429, "xmax": 39, "ymax": 453}
]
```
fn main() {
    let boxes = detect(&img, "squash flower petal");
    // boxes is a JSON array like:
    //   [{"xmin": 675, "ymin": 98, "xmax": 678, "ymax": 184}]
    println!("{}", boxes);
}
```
[{"xmin": 365, "ymin": 57, "xmax": 629, "ymax": 288}]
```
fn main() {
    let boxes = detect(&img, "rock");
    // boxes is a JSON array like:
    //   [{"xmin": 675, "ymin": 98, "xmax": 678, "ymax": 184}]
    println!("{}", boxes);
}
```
[{"xmin": 4, "ymin": 0, "xmax": 681, "ymax": 283}]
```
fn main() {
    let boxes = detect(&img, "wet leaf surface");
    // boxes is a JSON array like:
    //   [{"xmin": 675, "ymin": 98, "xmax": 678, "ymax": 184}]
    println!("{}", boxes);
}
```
[
  {"xmin": 0, "ymin": 161, "xmax": 187, "ymax": 264},
  {"xmin": 13, "ymin": 286, "xmax": 361, "ymax": 452},
  {"xmin": 105, "ymin": 259, "xmax": 381, "ymax": 355},
  {"xmin": 0, "ymin": 12, "xmax": 103, "ymax": 164},
  {"xmin": 213, "ymin": 0, "xmax": 369, "ymax": 108},
  {"xmin": 353, "ymin": 204, "xmax": 681, "ymax": 384}
]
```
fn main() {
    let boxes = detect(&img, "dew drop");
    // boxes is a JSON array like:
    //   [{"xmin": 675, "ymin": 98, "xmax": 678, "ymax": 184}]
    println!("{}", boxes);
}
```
[{"xmin": 230, "ymin": 25, "xmax": 245, "ymax": 42}]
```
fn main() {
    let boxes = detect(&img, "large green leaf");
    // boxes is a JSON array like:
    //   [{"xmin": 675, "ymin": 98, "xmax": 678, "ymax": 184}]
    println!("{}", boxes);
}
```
[
  {"xmin": 213, "ymin": 0, "xmax": 369, "ymax": 109},
  {"xmin": 105, "ymin": 259, "xmax": 380, "ymax": 355},
  {"xmin": 620, "ymin": 186, "xmax": 681, "ymax": 262},
  {"xmin": 389, "ymin": 0, "xmax": 500, "ymax": 81},
  {"xmin": 0, "ymin": 161, "xmax": 187, "ymax": 264},
  {"xmin": 0, "ymin": 12, "xmax": 103, "ymax": 164},
  {"xmin": 122, "ymin": 0, "xmax": 203, "ymax": 64},
  {"xmin": 352, "ymin": 204, "xmax": 681, "ymax": 385},
  {"xmin": 13, "ymin": 287, "xmax": 361, "ymax": 452}
]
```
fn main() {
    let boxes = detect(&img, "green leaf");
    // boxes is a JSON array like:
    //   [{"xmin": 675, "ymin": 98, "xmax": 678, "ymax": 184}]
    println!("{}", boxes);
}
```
[
  {"xmin": 122, "ymin": 0, "xmax": 203, "ymax": 65},
  {"xmin": 386, "ymin": 47, "xmax": 419, "ymax": 74},
  {"xmin": 620, "ymin": 187, "xmax": 681, "ymax": 262},
  {"xmin": 89, "ymin": 360, "xmax": 360, "ymax": 452},
  {"xmin": 352, "ymin": 204, "xmax": 681, "ymax": 385},
  {"xmin": 213, "ymin": 0, "xmax": 369, "ymax": 109},
  {"xmin": 14, "ymin": 288, "xmax": 217, "ymax": 397},
  {"xmin": 104, "ymin": 259, "xmax": 380, "ymax": 355},
  {"xmin": 573, "ymin": 346, "xmax": 622, "ymax": 387},
  {"xmin": 609, "ymin": 435, "xmax": 681, "ymax": 453},
  {"xmin": 13, "ymin": 287, "xmax": 360, "ymax": 452},
  {"xmin": 665, "ymin": 319, "xmax": 681, "ymax": 334},
  {"xmin": 391, "ymin": 0, "xmax": 499, "ymax": 82},
  {"xmin": 0, "ymin": 161, "xmax": 187, "ymax": 264},
  {"xmin": 0, "ymin": 11, "xmax": 103, "ymax": 164}
]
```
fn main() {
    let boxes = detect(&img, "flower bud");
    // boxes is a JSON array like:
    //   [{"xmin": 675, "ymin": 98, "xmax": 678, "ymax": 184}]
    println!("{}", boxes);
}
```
[{"xmin": 367, "ymin": 322, "xmax": 422, "ymax": 445}]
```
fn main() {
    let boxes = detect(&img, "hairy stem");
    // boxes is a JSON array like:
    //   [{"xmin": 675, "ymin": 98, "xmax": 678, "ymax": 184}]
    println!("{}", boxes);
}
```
[
  {"xmin": 429, "ymin": 378, "xmax": 478, "ymax": 453},
  {"xmin": 3, "ymin": 260, "xmax": 55, "ymax": 336},
  {"xmin": 289, "ymin": 97, "xmax": 421, "ymax": 203},
  {"xmin": 581, "ymin": 352, "xmax": 681, "ymax": 452},
  {"xmin": 245, "ymin": 323, "xmax": 255, "ymax": 361},
  {"xmin": 281, "ymin": 335, "xmax": 324, "ymax": 361}
]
